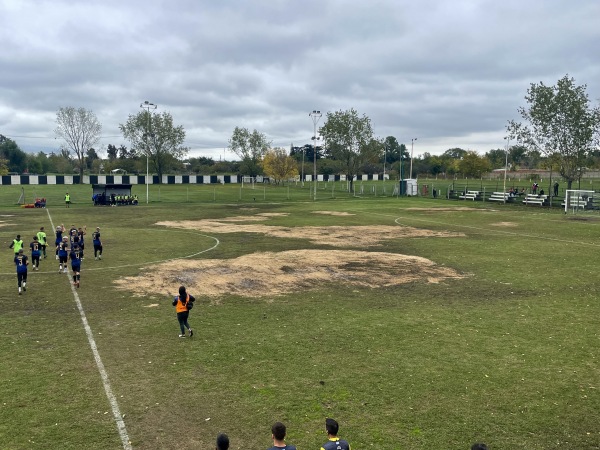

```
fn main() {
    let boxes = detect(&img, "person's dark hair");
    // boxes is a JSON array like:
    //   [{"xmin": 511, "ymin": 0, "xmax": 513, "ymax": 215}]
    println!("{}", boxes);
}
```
[
  {"xmin": 272, "ymin": 421, "xmax": 286, "ymax": 441},
  {"xmin": 325, "ymin": 418, "xmax": 339, "ymax": 436},
  {"xmin": 179, "ymin": 286, "xmax": 186, "ymax": 296},
  {"xmin": 216, "ymin": 433, "xmax": 229, "ymax": 450},
  {"xmin": 471, "ymin": 444, "xmax": 488, "ymax": 450}
]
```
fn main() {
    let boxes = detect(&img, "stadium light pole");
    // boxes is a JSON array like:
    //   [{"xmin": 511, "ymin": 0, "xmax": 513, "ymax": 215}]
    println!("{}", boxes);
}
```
[
  {"xmin": 409, "ymin": 137, "xmax": 417, "ymax": 179},
  {"xmin": 503, "ymin": 136, "xmax": 510, "ymax": 204},
  {"xmin": 309, "ymin": 110, "xmax": 322, "ymax": 200},
  {"xmin": 140, "ymin": 101, "xmax": 157, "ymax": 204}
]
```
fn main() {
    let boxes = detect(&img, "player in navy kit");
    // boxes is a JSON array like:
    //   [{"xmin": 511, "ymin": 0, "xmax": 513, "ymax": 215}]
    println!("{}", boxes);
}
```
[
  {"xmin": 55, "ymin": 224, "xmax": 65, "ymax": 259},
  {"xmin": 69, "ymin": 243, "xmax": 83, "ymax": 288},
  {"xmin": 58, "ymin": 236, "xmax": 69, "ymax": 273},
  {"xmin": 321, "ymin": 418, "xmax": 351, "ymax": 450},
  {"xmin": 92, "ymin": 227, "xmax": 102, "ymax": 260},
  {"xmin": 15, "ymin": 249, "xmax": 29, "ymax": 295},
  {"xmin": 30, "ymin": 236, "xmax": 42, "ymax": 270}
]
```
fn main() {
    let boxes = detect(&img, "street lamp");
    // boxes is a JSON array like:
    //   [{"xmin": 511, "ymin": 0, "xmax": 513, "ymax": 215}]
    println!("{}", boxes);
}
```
[
  {"xmin": 140, "ymin": 100, "xmax": 157, "ymax": 204},
  {"xmin": 503, "ymin": 137, "xmax": 510, "ymax": 204},
  {"xmin": 409, "ymin": 137, "xmax": 417, "ymax": 179},
  {"xmin": 309, "ymin": 110, "xmax": 322, "ymax": 200}
]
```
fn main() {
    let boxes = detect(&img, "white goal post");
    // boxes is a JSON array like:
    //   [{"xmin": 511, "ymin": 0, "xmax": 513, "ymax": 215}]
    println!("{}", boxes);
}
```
[{"xmin": 564, "ymin": 189, "xmax": 596, "ymax": 213}]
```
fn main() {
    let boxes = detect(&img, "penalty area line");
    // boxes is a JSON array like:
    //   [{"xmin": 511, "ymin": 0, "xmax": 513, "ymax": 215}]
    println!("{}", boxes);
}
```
[{"xmin": 46, "ymin": 209, "xmax": 132, "ymax": 450}]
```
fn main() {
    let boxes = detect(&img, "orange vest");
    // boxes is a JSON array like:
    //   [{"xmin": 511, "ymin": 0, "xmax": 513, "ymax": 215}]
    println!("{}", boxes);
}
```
[{"xmin": 175, "ymin": 294, "xmax": 190, "ymax": 313}]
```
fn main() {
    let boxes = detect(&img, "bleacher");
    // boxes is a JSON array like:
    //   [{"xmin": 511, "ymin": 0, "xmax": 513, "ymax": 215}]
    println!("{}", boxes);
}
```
[
  {"xmin": 488, "ymin": 192, "xmax": 515, "ymax": 203},
  {"xmin": 561, "ymin": 195, "xmax": 596, "ymax": 210},
  {"xmin": 458, "ymin": 191, "xmax": 481, "ymax": 201},
  {"xmin": 522, "ymin": 194, "xmax": 548, "ymax": 206}
]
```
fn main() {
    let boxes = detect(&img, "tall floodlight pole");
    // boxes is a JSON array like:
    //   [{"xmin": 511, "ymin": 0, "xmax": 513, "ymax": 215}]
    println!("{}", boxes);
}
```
[
  {"xmin": 309, "ymin": 110, "xmax": 322, "ymax": 200},
  {"xmin": 140, "ymin": 101, "xmax": 157, "ymax": 204},
  {"xmin": 503, "ymin": 137, "xmax": 510, "ymax": 204},
  {"xmin": 301, "ymin": 146, "xmax": 305, "ymax": 186},
  {"xmin": 383, "ymin": 144, "xmax": 387, "ymax": 180},
  {"xmin": 409, "ymin": 137, "xmax": 417, "ymax": 179}
]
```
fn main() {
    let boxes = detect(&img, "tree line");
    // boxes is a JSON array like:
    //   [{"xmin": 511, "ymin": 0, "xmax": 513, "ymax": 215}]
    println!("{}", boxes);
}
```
[{"xmin": 2, "ymin": 75, "xmax": 599, "ymax": 188}]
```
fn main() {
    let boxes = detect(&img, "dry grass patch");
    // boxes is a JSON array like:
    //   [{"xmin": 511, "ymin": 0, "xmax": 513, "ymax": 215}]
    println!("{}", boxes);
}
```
[
  {"xmin": 156, "ymin": 219, "xmax": 464, "ymax": 247},
  {"xmin": 115, "ymin": 249, "xmax": 466, "ymax": 299}
]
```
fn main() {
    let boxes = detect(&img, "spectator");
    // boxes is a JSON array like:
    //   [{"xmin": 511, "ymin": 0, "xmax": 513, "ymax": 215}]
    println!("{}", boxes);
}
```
[
  {"xmin": 553, "ymin": 181, "xmax": 559, "ymax": 197},
  {"xmin": 321, "ymin": 418, "xmax": 351, "ymax": 450},
  {"xmin": 268, "ymin": 422, "xmax": 296, "ymax": 450},
  {"xmin": 216, "ymin": 433, "xmax": 229, "ymax": 450}
]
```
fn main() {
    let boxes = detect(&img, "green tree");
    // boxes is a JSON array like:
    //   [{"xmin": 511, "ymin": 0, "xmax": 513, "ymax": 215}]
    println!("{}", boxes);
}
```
[
  {"xmin": 458, "ymin": 151, "xmax": 491, "ymax": 177},
  {"xmin": 107, "ymin": 144, "xmax": 118, "ymax": 160},
  {"xmin": 0, "ymin": 135, "xmax": 28, "ymax": 173},
  {"xmin": 319, "ymin": 108, "xmax": 376, "ymax": 192},
  {"xmin": 507, "ymin": 75, "xmax": 600, "ymax": 189},
  {"xmin": 55, "ymin": 107, "xmax": 102, "ymax": 182},
  {"xmin": 228, "ymin": 127, "xmax": 270, "ymax": 177},
  {"xmin": 120, "ymin": 110, "xmax": 188, "ymax": 181},
  {"xmin": 485, "ymin": 149, "xmax": 508, "ymax": 170}
]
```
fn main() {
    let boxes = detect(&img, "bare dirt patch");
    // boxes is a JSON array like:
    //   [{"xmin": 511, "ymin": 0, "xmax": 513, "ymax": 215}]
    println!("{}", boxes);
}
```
[
  {"xmin": 156, "ymin": 219, "xmax": 464, "ymax": 247},
  {"xmin": 491, "ymin": 222, "xmax": 519, "ymax": 227},
  {"xmin": 312, "ymin": 211, "xmax": 355, "ymax": 216},
  {"xmin": 115, "ymin": 249, "xmax": 466, "ymax": 299}
]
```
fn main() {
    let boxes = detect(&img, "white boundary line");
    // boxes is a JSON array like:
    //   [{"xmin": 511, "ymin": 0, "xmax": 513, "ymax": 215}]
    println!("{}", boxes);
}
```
[{"xmin": 45, "ymin": 208, "xmax": 134, "ymax": 450}]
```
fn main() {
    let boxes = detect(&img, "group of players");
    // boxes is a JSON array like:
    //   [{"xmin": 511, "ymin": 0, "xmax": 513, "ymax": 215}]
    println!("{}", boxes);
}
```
[{"xmin": 10, "ymin": 225, "xmax": 103, "ymax": 294}]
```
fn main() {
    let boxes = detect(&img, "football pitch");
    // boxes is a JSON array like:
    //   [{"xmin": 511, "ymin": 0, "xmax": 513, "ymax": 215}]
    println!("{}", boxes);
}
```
[{"xmin": 0, "ymin": 184, "xmax": 598, "ymax": 449}]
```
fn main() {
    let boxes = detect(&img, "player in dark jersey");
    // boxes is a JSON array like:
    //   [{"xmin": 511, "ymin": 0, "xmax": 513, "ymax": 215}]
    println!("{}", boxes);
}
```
[
  {"xmin": 321, "ymin": 418, "xmax": 351, "ymax": 450},
  {"xmin": 14, "ymin": 249, "xmax": 29, "ymax": 295},
  {"xmin": 55, "ymin": 224, "xmax": 65, "ymax": 259},
  {"xmin": 92, "ymin": 227, "xmax": 102, "ymax": 260},
  {"xmin": 77, "ymin": 226, "xmax": 86, "ymax": 255},
  {"xmin": 30, "ymin": 236, "xmax": 42, "ymax": 271},
  {"xmin": 58, "ymin": 236, "xmax": 69, "ymax": 273},
  {"xmin": 69, "ymin": 243, "xmax": 83, "ymax": 288},
  {"xmin": 268, "ymin": 422, "xmax": 297, "ymax": 450}
]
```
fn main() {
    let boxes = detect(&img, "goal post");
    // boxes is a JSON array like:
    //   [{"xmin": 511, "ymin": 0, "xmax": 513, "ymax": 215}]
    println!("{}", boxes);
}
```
[{"xmin": 564, "ymin": 189, "xmax": 596, "ymax": 213}]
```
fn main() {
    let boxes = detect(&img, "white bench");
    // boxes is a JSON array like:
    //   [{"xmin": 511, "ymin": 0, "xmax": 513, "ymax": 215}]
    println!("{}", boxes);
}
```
[
  {"xmin": 523, "ymin": 194, "xmax": 548, "ymax": 206},
  {"xmin": 458, "ymin": 191, "xmax": 481, "ymax": 201},
  {"xmin": 488, "ymin": 192, "xmax": 515, "ymax": 202}
]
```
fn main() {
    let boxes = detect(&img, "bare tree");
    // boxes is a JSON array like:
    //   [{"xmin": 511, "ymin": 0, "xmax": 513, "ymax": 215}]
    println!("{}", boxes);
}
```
[{"xmin": 55, "ymin": 107, "xmax": 102, "ymax": 182}]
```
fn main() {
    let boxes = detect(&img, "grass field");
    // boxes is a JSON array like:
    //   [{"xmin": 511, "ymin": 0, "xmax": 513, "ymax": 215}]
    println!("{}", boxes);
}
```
[{"xmin": 0, "ymin": 183, "xmax": 599, "ymax": 450}]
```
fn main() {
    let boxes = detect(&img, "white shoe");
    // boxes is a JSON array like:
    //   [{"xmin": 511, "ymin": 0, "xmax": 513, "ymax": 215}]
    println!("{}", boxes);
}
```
[
  {"xmin": 179, "ymin": 334, "xmax": 186, "ymax": 338},
  {"xmin": 95, "ymin": 256, "xmax": 98, "ymax": 260},
  {"xmin": 99, "ymin": 255, "xmax": 102, "ymax": 260}
]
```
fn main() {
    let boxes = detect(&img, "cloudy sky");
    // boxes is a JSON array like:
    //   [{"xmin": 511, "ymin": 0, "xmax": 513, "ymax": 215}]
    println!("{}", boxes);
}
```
[{"xmin": 1, "ymin": 0, "xmax": 599, "ymax": 161}]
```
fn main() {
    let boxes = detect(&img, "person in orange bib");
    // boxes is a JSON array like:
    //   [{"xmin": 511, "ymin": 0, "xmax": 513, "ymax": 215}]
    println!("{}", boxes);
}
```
[{"xmin": 172, "ymin": 285, "xmax": 195, "ymax": 338}]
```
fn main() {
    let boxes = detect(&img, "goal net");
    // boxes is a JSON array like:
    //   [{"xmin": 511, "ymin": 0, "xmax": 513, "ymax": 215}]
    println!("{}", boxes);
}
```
[{"xmin": 564, "ymin": 189, "xmax": 597, "ymax": 213}]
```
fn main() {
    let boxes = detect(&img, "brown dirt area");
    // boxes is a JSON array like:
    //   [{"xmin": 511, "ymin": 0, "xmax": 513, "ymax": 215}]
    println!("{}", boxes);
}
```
[
  {"xmin": 115, "ymin": 249, "xmax": 466, "ymax": 299},
  {"xmin": 155, "ymin": 218, "xmax": 464, "ymax": 247}
]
